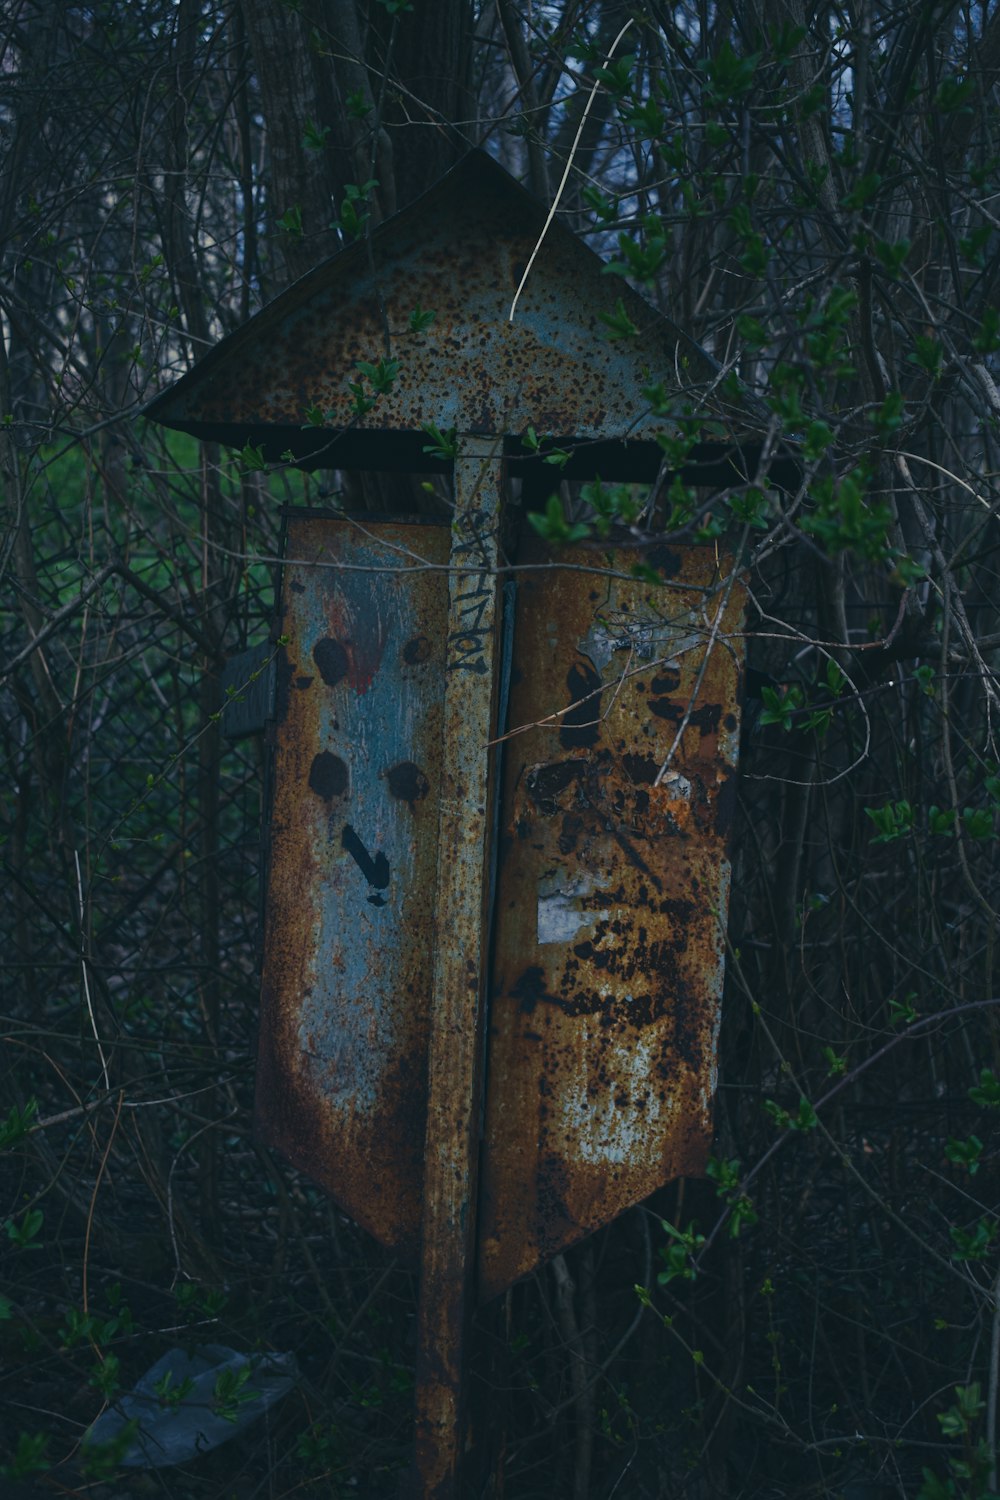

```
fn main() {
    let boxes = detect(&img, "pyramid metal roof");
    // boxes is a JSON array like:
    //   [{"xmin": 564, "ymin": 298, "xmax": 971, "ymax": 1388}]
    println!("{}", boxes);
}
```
[{"xmin": 146, "ymin": 151, "xmax": 769, "ymax": 480}]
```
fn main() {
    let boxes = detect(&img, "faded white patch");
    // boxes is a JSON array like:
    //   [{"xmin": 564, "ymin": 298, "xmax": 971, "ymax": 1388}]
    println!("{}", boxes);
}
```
[
  {"xmin": 659, "ymin": 771, "xmax": 692, "ymax": 800},
  {"xmin": 558, "ymin": 1025, "xmax": 670, "ymax": 1166},
  {"xmin": 537, "ymin": 869, "xmax": 609, "ymax": 944},
  {"xmin": 538, "ymin": 889, "xmax": 609, "ymax": 944}
]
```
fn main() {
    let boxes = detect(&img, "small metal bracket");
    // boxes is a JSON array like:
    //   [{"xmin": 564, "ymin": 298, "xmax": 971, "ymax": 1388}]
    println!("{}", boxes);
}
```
[{"xmin": 219, "ymin": 641, "xmax": 276, "ymax": 740}]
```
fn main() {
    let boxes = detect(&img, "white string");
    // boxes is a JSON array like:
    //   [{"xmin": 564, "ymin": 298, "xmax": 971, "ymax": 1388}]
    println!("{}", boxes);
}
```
[{"xmin": 508, "ymin": 18, "xmax": 636, "ymax": 323}]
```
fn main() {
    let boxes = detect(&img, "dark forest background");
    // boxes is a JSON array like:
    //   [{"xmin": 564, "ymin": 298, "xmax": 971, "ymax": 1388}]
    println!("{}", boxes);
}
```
[{"xmin": 2, "ymin": 2, "xmax": 1000, "ymax": 1496}]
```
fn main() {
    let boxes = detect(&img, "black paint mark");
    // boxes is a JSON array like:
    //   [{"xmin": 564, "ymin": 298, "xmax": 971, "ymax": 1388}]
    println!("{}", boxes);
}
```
[
  {"xmin": 559, "ymin": 659, "xmax": 602, "ymax": 749},
  {"xmin": 648, "ymin": 700, "xmax": 723, "ymax": 733},
  {"xmin": 386, "ymin": 761, "xmax": 429, "ymax": 805},
  {"xmin": 313, "ymin": 637, "xmax": 349, "ymax": 687},
  {"xmin": 295, "ymin": 675, "xmax": 313, "ymax": 690},
  {"xmin": 341, "ymin": 824, "xmax": 390, "ymax": 905},
  {"xmin": 289, "ymin": 580, "xmax": 305, "ymax": 593},
  {"xmin": 622, "ymin": 753, "xmax": 659, "ymax": 785},
  {"xmin": 511, "ymin": 965, "xmax": 549, "ymax": 1015},
  {"xmin": 645, "ymin": 545, "xmax": 682, "ymax": 577},
  {"xmin": 403, "ymin": 635, "xmax": 431, "ymax": 665},
  {"xmin": 308, "ymin": 751, "xmax": 348, "ymax": 800},
  {"xmin": 611, "ymin": 827, "xmax": 663, "ymax": 891},
  {"xmin": 651, "ymin": 669, "xmax": 681, "ymax": 695},
  {"xmin": 527, "ymin": 759, "xmax": 580, "ymax": 814}
]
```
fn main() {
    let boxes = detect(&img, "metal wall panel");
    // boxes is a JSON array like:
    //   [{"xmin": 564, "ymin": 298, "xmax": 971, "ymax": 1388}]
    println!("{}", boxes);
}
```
[
  {"xmin": 478, "ymin": 537, "xmax": 744, "ymax": 1298},
  {"xmin": 255, "ymin": 516, "xmax": 449, "ymax": 1253}
]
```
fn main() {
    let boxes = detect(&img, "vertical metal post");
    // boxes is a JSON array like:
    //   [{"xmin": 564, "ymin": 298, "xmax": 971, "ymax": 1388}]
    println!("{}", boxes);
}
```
[{"xmin": 413, "ymin": 437, "xmax": 503, "ymax": 1498}]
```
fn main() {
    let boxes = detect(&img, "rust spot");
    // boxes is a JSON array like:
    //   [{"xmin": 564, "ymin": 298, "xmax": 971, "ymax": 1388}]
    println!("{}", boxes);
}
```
[
  {"xmin": 308, "ymin": 750, "xmax": 349, "ymax": 800},
  {"xmin": 527, "ymin": 759, "xmax": 580, "ymax": 813},
  {"xmin": 559, "ymin": 659, "xmax": 602, "ymax": 749},
  {"xmin": 403, "ymin": 635, "xmax": 431, "ymax": 664},
  {"xmin": 386, "ymin": 761, "xmax": 430, "ymax": 805}
]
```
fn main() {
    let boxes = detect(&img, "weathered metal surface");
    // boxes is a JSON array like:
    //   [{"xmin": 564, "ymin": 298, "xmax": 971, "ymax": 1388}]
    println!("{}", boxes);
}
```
[
  {"xmin": 477, "ymin": 536, "xmax": 744, "ymax": 1300},
  {"xmin": 255, "ymin": 515, "xmax": 449, "ymax": 1252},
  {"xmin": 413, "ymin": 442, "xmax": 504, "ymax": 1498},
  {"xmin": 219, "ymin": 640, "xmax": 276, "ymax": 739},
  {"xmin": 145, "ymin": 152, "xmax": 758, "ymax": 471}
]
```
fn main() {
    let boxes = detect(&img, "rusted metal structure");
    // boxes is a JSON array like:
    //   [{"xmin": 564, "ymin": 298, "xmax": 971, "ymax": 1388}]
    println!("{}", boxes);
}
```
[{"xmin": 147, "ymin": 150, "xmax": 759, "ymax": 1499}]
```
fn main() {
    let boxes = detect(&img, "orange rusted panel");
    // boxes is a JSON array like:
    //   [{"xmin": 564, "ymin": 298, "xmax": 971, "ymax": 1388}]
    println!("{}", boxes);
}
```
[
  {"xmin": 477, "ymin": 536, "xmax": 744, "ymax": 1299},
  {"xmin": 255, "ymin": 515, "xmax": 449, "ymax": 1253}
]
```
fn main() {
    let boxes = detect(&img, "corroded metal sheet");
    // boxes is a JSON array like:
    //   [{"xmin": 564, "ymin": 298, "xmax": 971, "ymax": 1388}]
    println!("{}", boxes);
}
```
[
  {"xmin": 255, "ymin": 516, "xmax": 449, "ymax": 1252},
  {"xmin": 145, "ymin": 152, "xmax": 756, "ymax": 466},
  {"xmin": 478, "ymin": 538, "xmax": 744, "ymax": 1299},
  {"xmin": 414, "ymin": 442, "xmax": 503, "ymax": 1497}
]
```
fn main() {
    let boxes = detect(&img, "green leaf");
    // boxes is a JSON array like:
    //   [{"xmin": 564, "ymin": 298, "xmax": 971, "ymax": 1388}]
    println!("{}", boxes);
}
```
[
  {"xmin": 420, "ymin": 422, "xmax": 458, "ymax": 460},
  {"xmin": 962, "ymin": 806, "xmax": 994, "ymax": 840},
  {"xmin": 301, "ymin": 119, "xmax": 330, "ymax": 150},
  {"xmin": 873, "ymin": 390, "xmax": 905, "ymax": 433},
  {"xmin": 526, "ymin": 494, "xmax": 591, "ymax": 544},
  {"xmin": 759, "ymin": 683, "xmax": 805, "ymax": 731},
  {"xmin": 346, "ymin": 90, "xmax": 372, "ymax": 119},
  {"xmin": 277, "ymin": 205, "xmax": 303, "ymax": 237},
  {"xmin": 1, "ymin": 1432, "xmax": 50, "ymax": 1480},
  {"xmin": 408, "ymin": 303, "xmax": 436, "ymax": 333},
  {"xmin": 598, "ymin": 297, "xmax": 639, "ymax": 340},
  {"xmin": 6, "ymin": 1208, "xmax": 43, "ymax": 1250},
  {"xmin": 583, "ymin": 185, "xmax": 618, "ymax": 224},
  {"xmin": 945, "ymin": 1134, "xmax": 983, "ymax": 1174},
  {"xmin": 239, "ymin": 441, "xmax": 268, "ymax": 472},
  {"xmin": 969, "ymin": 1068, "xmax": 1000, "ymax": 1108},
  {"xmin": 928, "ymin": 805, "xmax": 954, "ymax": 835},
  {"xmin": 865, "ymin": 799, "xmax": 913, "ymax": 843},
  {"xmin": 874, "ymin": 238, "xmax": 910, "ymax": 276},
  {"xmin": 949, "ymin": 1215, "xmax": 996, "ymax": 1261},
  {"xmin": 909, "ymin": 334, "xmax": 942, "ymax": 377},
  {"xmin": 972, "ymin": 307, "xmax": 1000, "ymax": 354},
  {"xmin": 0, "ymin": 1098, "xmax": 38, "ymax": 1149}
]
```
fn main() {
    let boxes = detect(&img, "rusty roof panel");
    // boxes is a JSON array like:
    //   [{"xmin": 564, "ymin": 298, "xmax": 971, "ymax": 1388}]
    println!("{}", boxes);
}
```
[
  {"xmin": 255, "ymin": 516, "xmax": 449, "ymax": 1252},
  {"xmin": 477, "ymin": 537, "xmax": 744, "ymax": 1299},
  {"xmin": 146, "ymin": 153, "xmax": 758, "ymax": 465}
]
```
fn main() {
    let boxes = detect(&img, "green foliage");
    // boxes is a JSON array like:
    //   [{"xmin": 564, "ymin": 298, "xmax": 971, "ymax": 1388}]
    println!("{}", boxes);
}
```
[
  {"xmin": 949, "ymin": 1217, "xmax": 996, "ymax": 1260},
  {"xmin": 801, "ymin": 470, "xmax": 892, "ymax": 559},
  {"xmin": 759, "ymin": 683, "xmax": 805, "ymax": 731},
  {"xmin": 408, "ymin": 303, "xmax": 436, "ymax": 332},
  {"xmin": 0, "ymin": 1432, "xmax": 50, "ymax": 1479},
  {"xmin": 527, "ymin": 494, "xmax": 590, "ymax": 544},
  {"xmin": 944, "ymin": 1135, "xmax": 983, "ymax": 1174},
  {"xmin": 865, "ymin": 799, "xmax": 914, "ymax": 843},
  {"xmin": 5, "ymin": 1208, "xmax": 43, "ymax": 1251},
  {"xmin": 706, "ymin": 1155, "xmax": 759, "ymax": 1236},
  {"xmin": 763, "ymin": 1097, "xmax": 819, "ymax": 1131},
  {"xmin": 603, "ymin": 223, "xmax": 669, "ymax": 285},
  {"xmin": 420, "ymin": 422, "xmax": 457, "ymax": 459},
  {"xmin": 968, "ymin": 1068, "xmax": 1000, "ymax": 1108},
  {"xmin": 277, "ymin": 204, "xmax": 303, "ymax": 237},
  {"xmin": 697, "ymin": 40, "xmax": 760, "ymax": 103},
  {"xmin": 347, "ymin": 355, "xmax": 399, "ymax": 416},
  {"xmin": 598, "ymin": 297, "xmax": 639, "ymax": 340},
  {"xmin": 0, "ymin": 1097, "xmax": 38, "ymax": 1148},
  {"xmin": 213, "ymin": 1363, "xmax": 258, "ymax": 1423},
  {"xmin": 331, "ymin": 179, "xmax": 378, "ymax": 238},
  {"xmin": 301, "ymin": 119, "xmax": 330, "ymax": 150},
  {"xmin": 656, "ymin": 1219, "xmax": 705, "ymax": 1285},
  {"xmin": 918, "ymin": 1384, "xmax": 999, "ymax": 1500}
]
